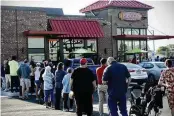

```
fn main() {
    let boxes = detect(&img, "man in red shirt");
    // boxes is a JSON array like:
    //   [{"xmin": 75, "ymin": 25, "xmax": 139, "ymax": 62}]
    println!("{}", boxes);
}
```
[{"xmin": 96, "ymin": 58, "xmax": 108, "ymax": 116}]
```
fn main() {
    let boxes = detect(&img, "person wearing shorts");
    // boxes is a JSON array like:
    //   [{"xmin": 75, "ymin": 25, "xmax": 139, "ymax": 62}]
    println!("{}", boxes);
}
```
[
  {"xmin": 34, "ymin": 63, "xmax": 41, "ymax": 101},
  {"xmin": 17, "ymin": 59, "xmax": 31, "ymax": 99}
]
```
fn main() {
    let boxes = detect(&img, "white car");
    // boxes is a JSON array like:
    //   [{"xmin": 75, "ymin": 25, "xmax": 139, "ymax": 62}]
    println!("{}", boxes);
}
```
[{"xmin": 121, "ymin": 63, "xmax": 148, "ymax": 85}]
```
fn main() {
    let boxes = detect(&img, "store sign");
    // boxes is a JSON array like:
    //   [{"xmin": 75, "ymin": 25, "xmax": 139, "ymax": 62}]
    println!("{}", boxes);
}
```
[{"xmin": 119, "ymin": 12, "xmax": 142, "ymax": 21}]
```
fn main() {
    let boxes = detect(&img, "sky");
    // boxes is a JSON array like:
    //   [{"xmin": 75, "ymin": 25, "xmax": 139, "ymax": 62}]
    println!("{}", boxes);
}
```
[{"xmin": 1, "ymin": 0, "xmax": 174, "ymax": 51}]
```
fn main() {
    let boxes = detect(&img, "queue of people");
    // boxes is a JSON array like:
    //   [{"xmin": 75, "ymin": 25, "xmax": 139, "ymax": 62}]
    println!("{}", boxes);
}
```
[{"xmin": 1, "ymin": 55, "xmax": 174, "ymax": 116}]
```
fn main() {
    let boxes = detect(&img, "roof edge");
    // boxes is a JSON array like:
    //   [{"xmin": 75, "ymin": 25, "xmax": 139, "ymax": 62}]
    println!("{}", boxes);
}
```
[{"xmin": 79, "ymin": 0, "xmax": 154, "ymax": 13}]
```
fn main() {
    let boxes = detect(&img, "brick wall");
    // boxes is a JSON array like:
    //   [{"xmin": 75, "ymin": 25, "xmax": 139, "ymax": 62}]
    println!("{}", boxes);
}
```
[
  {"xmin": 85, "ymin": 10, "xmax": 114, "ymax": 58},
  {"xmin": 1, "ymin": 9, "xmax": 47, "ymax": 62}
]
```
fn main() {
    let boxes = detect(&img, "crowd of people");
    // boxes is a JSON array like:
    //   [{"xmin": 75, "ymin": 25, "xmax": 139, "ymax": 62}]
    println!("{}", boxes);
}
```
[{"xmin": 1, "ymin": 55, "xmax": 174, "ymax": 116}]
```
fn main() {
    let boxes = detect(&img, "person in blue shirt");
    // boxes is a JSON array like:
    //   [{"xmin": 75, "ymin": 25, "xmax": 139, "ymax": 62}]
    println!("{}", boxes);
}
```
[
  {"xmin": 54, "ymin": 62, "xmax": 66, "ymax": 110},
  {"xmin": 62, "ymin": 68, "xmax": 74, "ymax": 112},
  {"xmin": 17, "ymin": 59, "xmax": 31, "ymax": 99},
  {"xmin": 155, "ymin": 56, "xmax": 160, "ymax": 62},
  {"xmin": 102, "ymin": 57, "xmax": 131, "ymax": 116}
]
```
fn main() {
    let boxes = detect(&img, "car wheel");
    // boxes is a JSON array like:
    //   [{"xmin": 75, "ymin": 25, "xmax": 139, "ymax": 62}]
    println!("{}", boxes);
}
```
[{"xmin": 148, "ymin": 74, "xmax": 156, "ymax": 83}]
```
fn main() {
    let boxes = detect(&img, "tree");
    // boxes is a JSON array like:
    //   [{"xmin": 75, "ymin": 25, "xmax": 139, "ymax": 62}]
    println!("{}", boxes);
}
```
[{"xmin": 157, "ymin": 46, "xmax": 170, "ymax": 57}]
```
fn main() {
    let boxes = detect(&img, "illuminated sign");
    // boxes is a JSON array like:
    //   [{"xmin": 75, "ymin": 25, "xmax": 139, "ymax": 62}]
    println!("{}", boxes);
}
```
[{"xmin": 119, "ymin": 12, "xmax": 142, "ymax": 21}]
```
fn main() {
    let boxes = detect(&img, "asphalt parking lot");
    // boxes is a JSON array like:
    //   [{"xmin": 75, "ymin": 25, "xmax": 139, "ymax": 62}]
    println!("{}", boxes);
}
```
[{"xmin": 1, "ymin": 89, "xmax": 172, "ymax": 116}]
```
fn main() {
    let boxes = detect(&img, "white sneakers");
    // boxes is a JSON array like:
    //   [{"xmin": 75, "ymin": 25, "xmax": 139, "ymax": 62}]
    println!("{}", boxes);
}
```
[
  {"xmin": 63, "ymin": 109, "xmax": 73, "ymax": 112},
  {"xmin": 63, "ymin": 109, "xmax": 68, "ymax": 112},
  {"xmin": 69, "ymin": 108, "xmax": 73, "ymax": 112},
  {"xmin": 4, "ymin": 89, "xmax": 9, "ymax": 92}
]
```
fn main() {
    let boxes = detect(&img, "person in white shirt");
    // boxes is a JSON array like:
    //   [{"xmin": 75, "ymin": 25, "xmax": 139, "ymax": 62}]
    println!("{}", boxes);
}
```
[
  {"xmin": 34, "ymin": 63, "xmax": 41, "ymax": 101},
  {"xmin": 42, "ymin": 66, "xmax": 54, "ymax": 108}
]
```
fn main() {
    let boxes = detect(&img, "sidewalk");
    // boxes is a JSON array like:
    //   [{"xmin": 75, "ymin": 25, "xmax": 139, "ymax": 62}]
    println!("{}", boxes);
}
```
[{"xmin": 1, "ymin": 94, "xmax": 171, "ymax": 116}]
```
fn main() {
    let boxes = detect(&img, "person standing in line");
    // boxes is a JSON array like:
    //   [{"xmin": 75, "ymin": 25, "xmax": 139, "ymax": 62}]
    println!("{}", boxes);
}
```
[
  {"xmin": 29, "ymin": 60, "xmax": 36, "ymax": 94},
  {"xmin": 62, "ymin": 68, "xmax": 74, "ymax": 112},
  {"xmin": 8, "ymin": 56, "xmax": 19, "ymax": 93},
  {"xmin": 155, "ymin": 56, "xmax": 160, "ymax": 62},
  {"xmin": 96, "ymin": 58, "xmax": 108, "ymax": 116},
  {"xmin": 71, "ymin": 58, "xmax": 96, "ymax": 116},
  {"xmin": 34, "ymin": 63, "xmax": 41, "ymax": 101},
  {"xmin": 102, "ymin": 57, "xmax": 131, "ymax": 116},
  {"xmin": 17, "ymin": 59, "xmax": 31, "ymax": 99},
  {"xmin": 4, "ymin": 59, "xmax": 11, "ymax": 92},
  {"xmin": 43, "ymin": 66, "xmax": 54, "ymax": 108},
  {"xmin": 1, "ymin": 63, "xmax": 6, "ymax": 90},
  {"xmin": 131, "ymin": 55, "xmax": 137, "ymax": 64},
  {"xmin": 158, "ymin": 59, "xmax": 174, "ymax": 116},
  {"xmin": 54, "ymin": 62, "xmax": 66, "ymax": 110}
]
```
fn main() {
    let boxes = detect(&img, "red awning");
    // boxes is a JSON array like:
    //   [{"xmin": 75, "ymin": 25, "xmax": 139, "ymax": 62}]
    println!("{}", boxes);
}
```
[
  {"xmin": 113, "ymin": 35, "xmax": 174, "ymax": 40},
  {"xmin": 23, "ymin": 30, "xmax": 68, "ymax": 36},
  {"xmin": 49, "ymin": 19, "xmax": 104, "ymax": 38}
]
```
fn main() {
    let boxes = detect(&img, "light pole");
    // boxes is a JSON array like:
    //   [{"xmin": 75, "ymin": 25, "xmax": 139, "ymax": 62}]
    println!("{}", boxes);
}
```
[
  {"xmin": 152, "ymin": 30, "xmax": 155, "ymax": 52},
  {"xmin": 15, "ymin": 9, "xmax": 19, "ymax": 60},
  {"xmin": 110, "ymin": 15, "xmax": 114, "ymax": 57}
]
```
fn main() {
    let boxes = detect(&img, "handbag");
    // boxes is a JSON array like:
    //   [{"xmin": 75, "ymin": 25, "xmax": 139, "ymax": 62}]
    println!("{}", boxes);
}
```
[{"xmin": 69, "ymin": 91, "xmax": 74, "ymax": 99}]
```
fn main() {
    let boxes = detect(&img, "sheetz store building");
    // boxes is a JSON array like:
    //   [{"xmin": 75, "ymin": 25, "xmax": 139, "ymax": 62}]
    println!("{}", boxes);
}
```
[{"xmin": 2, "ymin": 0, "xmax": 174, "ymax": 63}]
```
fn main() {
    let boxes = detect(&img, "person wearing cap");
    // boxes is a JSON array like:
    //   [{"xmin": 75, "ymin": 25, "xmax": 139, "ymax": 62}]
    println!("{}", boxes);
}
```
[
  {"xmin": 71, "ymin": 58, "xmax": 96, "ymax": 116},
  {"xmin": 96, "ymin": 58, "xmax": 108, "ymax": 116},
  {"xmin": 34, "ymin": 63, "xmax": 42, "ymax": 101},
  {"xmin": 17, "ymin": 59, "xmax": 31, "ymax": 99},
  {"xmin": 102, "ymin": 57, "xmax": 131, "ymax": 116}
]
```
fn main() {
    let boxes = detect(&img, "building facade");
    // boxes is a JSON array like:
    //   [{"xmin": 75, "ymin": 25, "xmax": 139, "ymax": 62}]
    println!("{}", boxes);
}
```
[
  {"xmin": 80, "ymin": 0, "xmax": 152, "ymax": 61},
  {"xmin": 1, "ymin": 1, "xmax": 153, "ymax": 63}
]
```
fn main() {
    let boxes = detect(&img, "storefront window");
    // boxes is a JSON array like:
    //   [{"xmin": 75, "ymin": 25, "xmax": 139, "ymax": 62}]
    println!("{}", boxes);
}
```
[
  {"xmin": 124, "ymin": 28, "xmax": 131, "ymax": 35},
  {"xmin": 28, "ymin": 54, "xmax": 45, "ymax": 62},
  {"xmin": 117, "ymin": 40, "xmax": 125, "ymax": 62},
  {"xmin": 125, "ymin": 40, "xmax": 132, "ymax": 51},
  {"xmin": 63, "ymin": 39, "xmax": 73, "ymax": 54},
  {"xmin": 63, "ymin": 39, "xmax": 84, "ymax": 58},
  {"xmin": 140, "ymin": 29, "xmax": 147, "ymax": 35},
  {"xmin": 133, "ymin": 40, "xmax": 140, "ymax": 49},
  {"xmin": 87, "ymin": 40, "xmax": 97, "ymax": 52},
  {"xmin": 132, "ymin": 29, "xmax": 139, "ymax": 35},
  {"xmin": 28, "ymin": 37, "xmax": 44, "ymax": 48},
  {"xmin": 140, "ymin": 40, "xmax": 147, "ymax": 50},
  {"xmin": 117, "ymin": 28, "xmax": 122, "ymax": 35},
  {"xmin": 49, "ymin": 40, "xmax": 59, "ymax": 61},
  {"xmin": 28, "ymin": 37, "xmax": 45, "ymax": 62}
]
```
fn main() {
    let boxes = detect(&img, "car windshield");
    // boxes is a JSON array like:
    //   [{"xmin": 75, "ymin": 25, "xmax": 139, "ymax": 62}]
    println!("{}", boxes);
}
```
[
  {"xmin": 155, "ymin": 63, "xmax": 167, "ymax": 68},
  {"xmin": 73, "ymin": 59, "xmax": 94, "ymax": 66},
  {"xmin": 122, "ymin": 63, "xmax": 142, "ymax": 69}
]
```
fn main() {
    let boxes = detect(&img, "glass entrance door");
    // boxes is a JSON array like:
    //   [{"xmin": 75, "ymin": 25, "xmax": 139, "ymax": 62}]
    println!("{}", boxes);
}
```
[{"xmin": 49, "ymin": 40, "xmax": 60, "ymax": 62}]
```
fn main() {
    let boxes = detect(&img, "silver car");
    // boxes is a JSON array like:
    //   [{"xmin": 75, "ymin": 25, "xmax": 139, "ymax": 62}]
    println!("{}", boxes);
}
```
[
  {"xmin": 121, "ymin": 63, "xmax": 148, "ymax": 85},
  {"xmin": 139, "ymin": 62, "xmax": 167, "ymax": 82}
]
